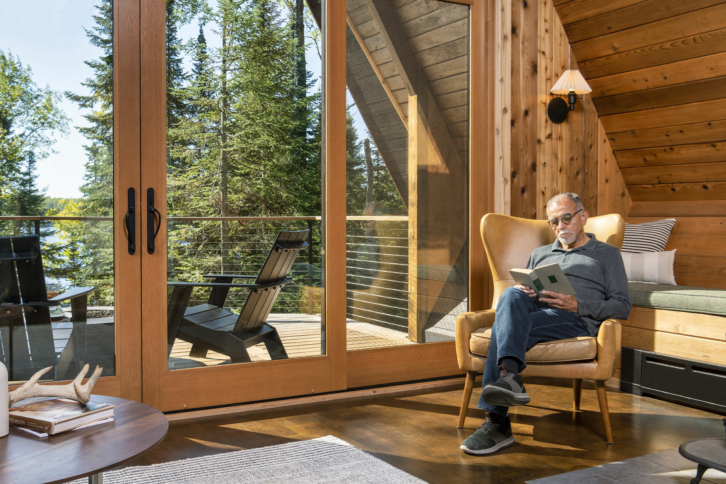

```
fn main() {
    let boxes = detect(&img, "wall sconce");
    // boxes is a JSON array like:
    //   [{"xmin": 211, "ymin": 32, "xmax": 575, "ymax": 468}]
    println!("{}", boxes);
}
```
[{"xmin": 547, "ymin": 69, "xmax": 592, "ymax": 124}]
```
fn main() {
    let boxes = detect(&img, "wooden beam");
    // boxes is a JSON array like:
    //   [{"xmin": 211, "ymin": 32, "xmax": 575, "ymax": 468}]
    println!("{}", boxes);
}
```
[
  {"xmin": 346, "ymin": 13, "xmax": 407, "ymax": 126},
  {"xmin": 494, "ymin": 0, "xmax": 512, "ymax": 215}
]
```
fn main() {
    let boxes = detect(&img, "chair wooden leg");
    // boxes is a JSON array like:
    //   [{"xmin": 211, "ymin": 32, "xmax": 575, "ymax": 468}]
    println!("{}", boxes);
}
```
[
  {"xmin": 458, "ymin": 371, "xmax": 477, "ymax": 428},
  {"xmin": 595, "ymin": 380, "xmax": 613, "ymax": 443},
  {"xmin": 573, "ymin": 379, "xmax": 583, "ymax": 410}
]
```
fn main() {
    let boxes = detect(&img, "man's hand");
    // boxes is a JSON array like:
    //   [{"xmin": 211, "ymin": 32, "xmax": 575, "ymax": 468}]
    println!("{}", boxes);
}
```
[
  {"xmin": 539, "ymin": 290, "xmax": 578, "ymax": 313},
  {"xmin": 514, "ymin": 285, "xmax": 537, "ymax": 299}
]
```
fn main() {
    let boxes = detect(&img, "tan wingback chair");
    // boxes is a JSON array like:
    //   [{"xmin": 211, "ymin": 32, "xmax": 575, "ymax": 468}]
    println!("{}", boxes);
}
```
[{"xmin": 456, "ymin": 213, "xmax": 625, "ymax": 443}]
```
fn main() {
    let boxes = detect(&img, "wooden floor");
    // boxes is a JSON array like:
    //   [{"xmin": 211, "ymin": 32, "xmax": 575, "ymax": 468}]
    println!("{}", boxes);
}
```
[
  {"xmin": 169, "ymin": 313, "xmax": 415, "ymax": 369},
  {"xmin": 126, "ymin": 378, "xmax": 724, "ymax": 483}
]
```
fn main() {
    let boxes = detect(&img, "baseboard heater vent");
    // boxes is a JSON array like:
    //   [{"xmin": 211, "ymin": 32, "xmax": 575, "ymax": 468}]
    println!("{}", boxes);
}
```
[{"xmin": 620, "ymin": 348, "xmax": 726, "ymax": 413}]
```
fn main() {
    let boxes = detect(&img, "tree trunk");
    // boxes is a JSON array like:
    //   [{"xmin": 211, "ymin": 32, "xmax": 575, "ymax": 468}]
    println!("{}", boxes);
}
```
[
  {"xmin": 364, "ymin": 138, "xmax": 374, "ymax": 205},
  {"xmin": 220, "ymin": 20, "xmax": 230, "ymax": 274}
]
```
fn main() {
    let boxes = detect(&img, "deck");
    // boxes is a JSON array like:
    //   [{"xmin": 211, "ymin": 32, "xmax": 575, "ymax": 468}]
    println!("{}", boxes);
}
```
[{"xmin": 168, "ymin": 313, "xmax": 415, "ymax": 370}]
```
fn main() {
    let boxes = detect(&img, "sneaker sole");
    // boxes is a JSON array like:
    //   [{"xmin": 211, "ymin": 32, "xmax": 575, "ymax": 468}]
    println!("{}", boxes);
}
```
[
  {"xmin": 481, "ymin": 386, "xmax": 531, "ymax": 407},
  {"xmin": 460, "ymin": 435, "xmax": 515, "ymax": 455}
]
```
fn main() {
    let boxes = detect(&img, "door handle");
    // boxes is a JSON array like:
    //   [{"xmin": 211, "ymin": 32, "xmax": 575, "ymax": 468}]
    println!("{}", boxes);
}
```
[
  {"xmin": 147, "ymin": 188, "xmax": 161, "ymax": 254},
  {"xmin": 125, "ymin": 188, "xmax": 136, "ymax": 254}
]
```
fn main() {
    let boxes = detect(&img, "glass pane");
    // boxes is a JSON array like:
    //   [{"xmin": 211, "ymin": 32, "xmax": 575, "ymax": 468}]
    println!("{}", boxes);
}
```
[
  {"xmin": 0, "ymin": 0, "xmax": 116, "ymax": 382},
  {"xmin": 345, "ymin": 0, "xmax": 469, "ymax": 350},
  {"xmin": 166, "ymin": 0, "xmax": 324, "ymax": 370}
]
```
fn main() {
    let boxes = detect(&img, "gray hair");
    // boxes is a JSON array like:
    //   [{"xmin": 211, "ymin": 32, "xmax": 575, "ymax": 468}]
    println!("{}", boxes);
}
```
[{"xmin": 546, "ymin": 192, "xmax": 585, "ymax": 215}]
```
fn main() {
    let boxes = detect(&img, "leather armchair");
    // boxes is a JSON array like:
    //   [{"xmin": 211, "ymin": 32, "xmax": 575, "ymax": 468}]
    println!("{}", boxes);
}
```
[{"xmin": 456, "ymin": 213, "xmax": 625, "ymax": 443}]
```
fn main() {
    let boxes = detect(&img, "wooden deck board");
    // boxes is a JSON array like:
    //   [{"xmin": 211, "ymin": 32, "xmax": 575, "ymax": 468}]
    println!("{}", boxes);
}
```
[{"xmin": 168, "ymin": 313, "xmax": 415, "ymax": 370}]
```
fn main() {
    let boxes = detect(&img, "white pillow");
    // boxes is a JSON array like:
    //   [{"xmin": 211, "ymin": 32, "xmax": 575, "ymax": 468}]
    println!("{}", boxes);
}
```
[{"xmin": 621, "ymin": 250, "xmax": 677, "ymax": 285}]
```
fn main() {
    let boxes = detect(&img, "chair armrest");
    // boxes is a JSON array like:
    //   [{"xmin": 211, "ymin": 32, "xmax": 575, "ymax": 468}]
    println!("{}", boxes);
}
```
[
  {"xmin": 595, "ymin": 319, "xmax": 622, "ymax": 381},
  {"xmin": 49, "ymin": 287, "xmax": 95, "ymax": 302},
  {"xmin": 456, "ymin": 309, "xmax": 496, "ymax": 372},
  {"xmin": 202, "ymin": 274, "xmax": 257, "ymax": 279}
]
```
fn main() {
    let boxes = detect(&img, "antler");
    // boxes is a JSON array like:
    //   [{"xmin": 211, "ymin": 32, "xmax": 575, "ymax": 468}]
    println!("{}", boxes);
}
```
[{"xmin": 9, "ymin": 364, "xmax": 103, "ymax": 407}]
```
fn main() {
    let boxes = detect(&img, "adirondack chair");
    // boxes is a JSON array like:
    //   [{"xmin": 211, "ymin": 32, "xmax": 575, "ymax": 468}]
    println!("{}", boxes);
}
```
[
  {"xmin": 0, "ymin": 235, "xmax": 94, "ymax": 380},
  {"xmin": 167, "ymin": 229, "xmax": 309, "ymax": 364}
]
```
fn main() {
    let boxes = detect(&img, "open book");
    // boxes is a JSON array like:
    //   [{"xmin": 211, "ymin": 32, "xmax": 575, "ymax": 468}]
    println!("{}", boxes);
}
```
[{"xmin": 509, "ymin": 263, "xmax": 575, "ymax": 298}]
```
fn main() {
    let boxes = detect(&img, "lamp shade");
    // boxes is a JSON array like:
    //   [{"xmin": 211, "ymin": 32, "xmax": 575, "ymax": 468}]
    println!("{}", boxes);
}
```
[{"xmin": 550, "ymin": 69, "xmax": 592, "ymax": 95}]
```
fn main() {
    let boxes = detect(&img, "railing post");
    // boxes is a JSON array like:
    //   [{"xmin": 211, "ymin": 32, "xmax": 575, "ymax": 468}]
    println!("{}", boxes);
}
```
[
  {"xmin": 34, "ymin": 220, "xmax": 40, "ymax": 235},
  {"xmin": 307, "ymin": 219, "xmax": 314, "ymax": 314}
]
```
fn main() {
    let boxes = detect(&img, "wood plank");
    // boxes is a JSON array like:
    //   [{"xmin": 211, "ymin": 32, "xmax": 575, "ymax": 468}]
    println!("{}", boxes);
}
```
[
  {"xmin": 415, "ymin": 38, "xmax": 468, "ymax": 69},
  {"xmin": 608, "ymin": 119, "xmax": 726, "ymax": 151},
  {"xmin": 400, "ymin": 3, "xmax": 469, "ymax": 39},
  {"xmin": 589, "ymin": 52, "xmax": 726, "ymax": 99},
  {"xmin": 395, "ymin": 0, "xmax": 447, "ymax": 24},
  {"xmin": 616, "ymin": 142, "xmax": 726, "ymax": 168},
  {"xmin": 674, "ymin": 254, "xmax": 726, "ymax": 277},
  {"xmin": 622, "ymin": 326, "xmax": 726, "ymax": 366},
  {"xmin": 597, "ymin": 121, "xmax": 614, "ymax": 214},
  {"xmin": 347, "ymin": 342, "xmax": 462, "ymax": 388},
  {"xmin": 583, "ymin": 96, "xmax": 599, "ymax": 215},
  {"xmin": 612, "ymin": 159, "xmax": 629, "ymax": 218},
  {"xmin": 629, "ymin": 200, "xmax": 726, "ymax": 217},
  {"xmin": 627, "ymin": 182, "xmax": 726, "ymax": 202},
  {"xmin": 536, "ymin": 0, "xmax": 555, "ymax": 219},
  {"xmin": 407, "ymin": 19, "xmax": 469, "ymax": 54},
  {"xmin": 623, "ymin": 307, "xmax": 726, "ymax": 342},
  {"xmin": 572, "ymin": 4, "xmax": 726, "ymax": 63},
  {"xmin": 511, "ymin": 0, "xmax": 523, "ymax": 218},
  {"xmin": 593, "ymin": 77, "xmax": 726, "ymax": 117},
  {"xmin": 564, "ymin": 0, "xmax": 726, "ymax": 44},
  {"xmin": 520, "ymin": 0, "xmax": 538, "ymax": 219},
  {"xmin": 600, "ymin": 98, "xmax": 726, "ymax": 133},
  {"xmin": 556, "ymin": 0, "xmax": 646, "ymax": 26},
  {"xmin": 577, "ymin": 26, "xmax": 726, "ymax": 80},
  {"xmin": 494, "ymin": 0, "xmax": 512, "ymax": 215},
  {"xmin": 621, "ymin": 162, "xmax": 726, "ymax": 185},
  {"xmin": 676, "ymin": 273, "xmax": 726, "ymax": 289},
  {"xmin": 429, "ymin": 72, "xmax": 469, "ymax": 96},
  {"xmin": 555, "ymin": 15, "xmax": 569, "ymax": 198}
]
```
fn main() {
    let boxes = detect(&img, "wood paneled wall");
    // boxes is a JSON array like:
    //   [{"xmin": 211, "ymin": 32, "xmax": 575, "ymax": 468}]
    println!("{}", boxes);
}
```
[
  {"xmin": 556, "ymin": 0, "xmax": 726, "ymax": 210},
  {"xmin": 505, "ymin": 0, "xmax": 630, "ymax": 221}
]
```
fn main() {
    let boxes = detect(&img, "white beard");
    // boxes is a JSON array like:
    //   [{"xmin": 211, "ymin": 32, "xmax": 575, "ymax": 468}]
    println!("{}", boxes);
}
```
[{"xmin": 558, "ymin": 230, "xmax": 577, "ymax": 246}]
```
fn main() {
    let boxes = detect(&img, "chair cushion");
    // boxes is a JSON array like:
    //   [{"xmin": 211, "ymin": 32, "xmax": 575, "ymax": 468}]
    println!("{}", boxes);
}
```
[
  {"xmin": 470, "ymin": 328, "xmax": 597, "ymax": 363},
  {"xmin": 629, "ymin": 282, "xmax": 726, "ymax": 317}
]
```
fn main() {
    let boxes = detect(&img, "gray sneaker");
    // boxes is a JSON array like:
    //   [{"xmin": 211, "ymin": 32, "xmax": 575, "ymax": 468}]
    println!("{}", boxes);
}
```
[
  {"xmin": 481, "ymin": 372, "xmax": 531, "ymax": 407},
  {"xmin": 460, "ymin": 414, "xmax": 515, "ymax": 455}
]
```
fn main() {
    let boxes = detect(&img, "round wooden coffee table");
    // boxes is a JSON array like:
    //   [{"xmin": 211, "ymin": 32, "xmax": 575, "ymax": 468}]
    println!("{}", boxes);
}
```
[
  {"xmin": 0, "ymin": 395, "xmax": 168, "ymax": 484},
  {"xmin": 679, "ymin": 438, "xmax": 726, "ymax": 484}
]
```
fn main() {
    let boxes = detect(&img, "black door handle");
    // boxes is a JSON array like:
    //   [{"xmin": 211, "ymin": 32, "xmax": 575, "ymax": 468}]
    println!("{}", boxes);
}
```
[
  {"xmin": 126, "ymin": 188, "xmax": 136, "ymax": 254},
  {"xmin": 147, "ymin": 188, "xmax": 161, "ymax": 254}
]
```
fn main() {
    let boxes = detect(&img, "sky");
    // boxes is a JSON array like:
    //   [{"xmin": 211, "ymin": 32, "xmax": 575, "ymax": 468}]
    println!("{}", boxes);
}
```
[{"xmin": 0, "ymin": 0, "xmax": 365, "ymax": 200}]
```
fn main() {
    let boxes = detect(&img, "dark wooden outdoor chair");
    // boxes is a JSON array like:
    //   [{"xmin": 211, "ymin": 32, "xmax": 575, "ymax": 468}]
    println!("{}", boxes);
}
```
[
  {"xmin": 167, "ymin": 229, "xmax": 309, "ymax": 364},
  {"xmin": 0, "ymin": 235, "xmax": 94, "ymax": 380}
]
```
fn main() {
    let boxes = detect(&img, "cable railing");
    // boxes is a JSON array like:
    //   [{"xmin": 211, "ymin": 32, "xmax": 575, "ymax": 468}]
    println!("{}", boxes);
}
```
[{"xmin": 1, "ymin": 215, "xmax": 411, "ymax": 332}]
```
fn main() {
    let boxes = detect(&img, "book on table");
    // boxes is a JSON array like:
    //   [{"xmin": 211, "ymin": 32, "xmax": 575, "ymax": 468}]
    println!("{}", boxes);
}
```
[
  {"xmin": 9, "ymin": 397, "xmax": 115, "ymax": 435},
  {"xmin": 509, "ymin": 263, "xmax": 575, "ymax": 298}
]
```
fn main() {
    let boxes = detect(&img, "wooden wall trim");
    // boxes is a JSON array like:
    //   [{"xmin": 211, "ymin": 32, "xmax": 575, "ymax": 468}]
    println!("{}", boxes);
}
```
[{"xmin": 494, "ymin": 0, "xmax": 512, "ymax": 215}]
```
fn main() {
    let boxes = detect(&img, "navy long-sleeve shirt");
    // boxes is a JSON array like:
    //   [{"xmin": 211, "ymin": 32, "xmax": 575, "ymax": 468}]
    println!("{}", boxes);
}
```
[{"xmin": 527, "ymin": 233, "xmax": 631, "ymax": 336}]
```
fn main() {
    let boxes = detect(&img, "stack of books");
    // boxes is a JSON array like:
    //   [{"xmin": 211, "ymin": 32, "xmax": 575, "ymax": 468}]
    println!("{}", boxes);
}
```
[{"xmin": 9, "ymin": 397, "xmax": 115, "ymax": 437}]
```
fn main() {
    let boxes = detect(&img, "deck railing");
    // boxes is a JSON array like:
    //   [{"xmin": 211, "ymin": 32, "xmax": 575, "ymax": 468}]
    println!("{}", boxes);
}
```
[{"xmin": 0, "ymin": 215, "xmax": 410, "ymax": 332}]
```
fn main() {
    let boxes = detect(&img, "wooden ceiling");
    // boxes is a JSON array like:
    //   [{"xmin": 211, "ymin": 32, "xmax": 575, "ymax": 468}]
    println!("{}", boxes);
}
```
[{"xmin": 555, "ymin": 0, "xmax": 726, "ymax": 205}]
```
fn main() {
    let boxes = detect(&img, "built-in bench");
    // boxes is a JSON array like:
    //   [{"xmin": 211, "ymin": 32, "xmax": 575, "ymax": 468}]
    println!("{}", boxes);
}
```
[{"xmin": 620, "ymin": 283, "xmax": 726, "ymax": 372}]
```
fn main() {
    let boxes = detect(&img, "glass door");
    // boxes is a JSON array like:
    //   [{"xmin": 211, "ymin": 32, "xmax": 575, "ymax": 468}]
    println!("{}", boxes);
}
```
[
  {"xmin": 0, "ymin": 0, "xmax": 142, "ymax": 398},
  {"xmin": 140, "ymin": 0, "xmax": 343, "ymax": 411}
]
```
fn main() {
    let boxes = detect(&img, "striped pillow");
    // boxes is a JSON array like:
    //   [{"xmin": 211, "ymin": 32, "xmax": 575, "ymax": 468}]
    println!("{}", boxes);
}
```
[
  {"xmin": 621, "ymin": 250, "xmax": 677, "ymax": 285},
  {"xmin": 621, "ymin": 218, "xmax": 676, "ymax": 253}
]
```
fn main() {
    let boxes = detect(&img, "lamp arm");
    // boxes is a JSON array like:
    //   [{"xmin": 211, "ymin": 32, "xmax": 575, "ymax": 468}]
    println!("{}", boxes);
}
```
[{"xmin": 568, "ymin": 91, "xmax": 577, "ymax": 111}]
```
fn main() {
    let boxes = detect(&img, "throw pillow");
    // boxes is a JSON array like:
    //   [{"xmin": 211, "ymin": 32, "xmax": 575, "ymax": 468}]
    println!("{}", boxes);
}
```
[
  {"xmin": 621, "ymin": 218, "xmax": 676, "ymax": 253},
  {"xmin": 621, "ymin": 250, "xmax": 677, "ymax": 285}
]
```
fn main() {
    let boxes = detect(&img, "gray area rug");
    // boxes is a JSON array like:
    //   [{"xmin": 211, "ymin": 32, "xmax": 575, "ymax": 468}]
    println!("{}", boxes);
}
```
[
  {"xmin": 527, "ymin": 447, "xmax": 726, "ymax": 483},
  {"xmin": 68, "ymin": 435, "xmax": 426, "ymax": 483}
]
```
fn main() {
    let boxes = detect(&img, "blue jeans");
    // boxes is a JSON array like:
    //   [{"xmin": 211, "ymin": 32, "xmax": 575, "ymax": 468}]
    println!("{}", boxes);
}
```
[{"xmin": 477, "ymin": 287, "xmax": 590, "ymax": 417}]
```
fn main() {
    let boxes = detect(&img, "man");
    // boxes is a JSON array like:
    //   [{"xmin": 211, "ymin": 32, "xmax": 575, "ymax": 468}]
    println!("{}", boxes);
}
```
[{"xmin": 460, "ymin": 192, "xmax": 631, "ymax": 455}]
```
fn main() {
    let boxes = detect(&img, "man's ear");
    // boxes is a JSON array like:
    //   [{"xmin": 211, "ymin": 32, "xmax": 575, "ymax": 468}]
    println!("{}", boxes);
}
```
[{"xmin": 581, "ymin": 209, "xmax": 589, "ymax": 225}]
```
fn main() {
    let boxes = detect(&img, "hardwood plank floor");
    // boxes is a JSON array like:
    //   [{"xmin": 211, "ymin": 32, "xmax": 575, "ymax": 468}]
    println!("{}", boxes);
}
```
[{"xmin": 127, "ymin": 378, "xmax": 724, "ymax": 483}]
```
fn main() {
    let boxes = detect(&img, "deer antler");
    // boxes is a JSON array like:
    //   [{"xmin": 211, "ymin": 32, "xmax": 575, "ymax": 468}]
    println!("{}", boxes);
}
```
[{"xmin": 9, "ymin": 364, "xmax": 103, "ymax": 407}]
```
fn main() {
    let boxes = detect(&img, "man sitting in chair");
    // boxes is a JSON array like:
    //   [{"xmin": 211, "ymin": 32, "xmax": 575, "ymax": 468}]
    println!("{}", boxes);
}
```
[{"xmin": 461, "ymin": 192, "xmax": 631, "ymax": 455}]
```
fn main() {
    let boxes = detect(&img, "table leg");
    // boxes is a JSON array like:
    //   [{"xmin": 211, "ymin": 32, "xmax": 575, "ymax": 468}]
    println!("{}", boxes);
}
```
[
  {"xmin": 88, "ymin": 472, "xmax": 103, "ymax": 484},
  {"xmin": 691, "ymin": 464, "xmax": 708, "ymax": 484}
]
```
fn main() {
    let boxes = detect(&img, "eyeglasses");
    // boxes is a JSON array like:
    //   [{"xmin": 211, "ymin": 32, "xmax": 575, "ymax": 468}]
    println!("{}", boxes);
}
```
[{"xmin": 548, "ymin": 209, "xmax": 583, "ymax": 228}]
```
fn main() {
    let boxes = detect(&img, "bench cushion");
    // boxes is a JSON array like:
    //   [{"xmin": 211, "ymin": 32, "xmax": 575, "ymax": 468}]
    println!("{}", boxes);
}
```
[
  {"xmin": 470, "ymin": 327, "xmax": 597, "ymax": 363},
  {"xmin": 629, "ymin": 282, "xmax": 726, "ymax": 317}
]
